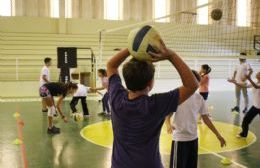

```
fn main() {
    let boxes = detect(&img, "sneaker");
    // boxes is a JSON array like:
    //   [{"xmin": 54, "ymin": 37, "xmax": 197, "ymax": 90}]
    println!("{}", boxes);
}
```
[
  {"xmin": 242, "ymin": 108, "xmax": 248, "ymax": 113},
  {"xmin": 105, "ymin": 112, "xmax": 111, "ymax": 117},
  {"xmin": 98, "ymin": 111, "xmax": 106, "ymax": 115},
  {"xmin": 236, "ymin": 133, "xmax": 247, "ymax": 139},
  {"xmin": 47, "ymin": 126, "xmax": 60, "ymax": 134},
  {"xmin": 42, "ymin": 109, "xmax": 48, "ymax": 113},
  {"xmin": 52, "ymin": 126, "xmax": 60, "ymax": 131},
  {"xmin": 231, "ymin": 106, "xmax": 240, "ymax": 112}
]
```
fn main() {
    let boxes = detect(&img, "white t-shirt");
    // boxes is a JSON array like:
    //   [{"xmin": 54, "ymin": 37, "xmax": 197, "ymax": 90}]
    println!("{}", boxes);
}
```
[
  {"xmin": 250, "ymin": 83, "xmax": 260, "ymax": 109},
  {"xmin": 39, "ymin": 66, "xmax": 50, "ymax": 87},
  {"xmin": 73, "ymin": 84, "xmax": 89, "ymax": 97},
  {"xmin": 172, "ymin": 93, "xmax": 208, "ymax": 141},
  {"xmin": 235, "ymin": 62, "xmax": 252, "ymax": 84}
]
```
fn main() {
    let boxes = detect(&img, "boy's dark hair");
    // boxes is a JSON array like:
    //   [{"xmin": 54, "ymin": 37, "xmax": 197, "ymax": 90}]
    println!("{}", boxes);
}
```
[
  {"xmin": 192, "ymin": 70, "xmax": 201, "ymax": 82},
  {"xmin": 240, "ymin": 52, "xmax": 247, "ymax": 56},
  {"xmin": 201, "ymin": 64, "xmax": 211, "ymax": 74},
  {"xmin": 44, "ymin": 57, "xmax": 52, "ymax": 64},
  {"xmin": 98, "ymin": 69, "xmax": 107, "ymax": 76},
  {"xmin": 123, "ymin": 58, "xmax": 155, "ymax": 91}
]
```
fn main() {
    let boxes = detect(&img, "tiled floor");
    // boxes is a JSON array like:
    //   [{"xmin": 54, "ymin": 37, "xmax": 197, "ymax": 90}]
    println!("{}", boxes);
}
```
[{"xmin": 0, "ymin": 91, "xmax": 259, "ymax": 168}]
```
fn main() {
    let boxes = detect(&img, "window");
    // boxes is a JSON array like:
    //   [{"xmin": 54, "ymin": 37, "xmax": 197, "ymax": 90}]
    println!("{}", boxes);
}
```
[
  {"xmin": 197, "ymin": 0, "xmax": 208, "ymax": 25},
  {"xmin": 65, "ymin": 0, "xmax": 72, "ymax": 18},
  {"xmin": 236, "ymin": 0, "xmax": 251, "ymax": 27},
  {"xmin": 153, "ymin": 0, "xmax": 170, "ymax": 22},
  {"xmin": 104, "ymin": 0, "xmax": 123, "ymax": 20},
  {"xmin": 0, "ymin": 0, "xmax": 15, "ymax": 16},
  {"xmin": 50, "ymin": 0, "xmax": 59, "ymax": 18}
]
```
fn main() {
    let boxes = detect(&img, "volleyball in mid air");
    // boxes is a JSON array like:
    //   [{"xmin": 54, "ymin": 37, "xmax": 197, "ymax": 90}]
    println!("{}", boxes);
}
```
[{"xmin": 211, "ymin": 8, "xmax": 223, "ymax": 21}]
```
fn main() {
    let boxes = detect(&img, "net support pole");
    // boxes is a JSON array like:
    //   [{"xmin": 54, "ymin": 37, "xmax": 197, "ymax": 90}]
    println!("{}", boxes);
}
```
[
  {"xmin": 98, "ymin": 30, "xmax": 104, "ymax": 70},
  {"xmin": 16, "ymin": 58, "xmax": 19, "ymax": 81}
]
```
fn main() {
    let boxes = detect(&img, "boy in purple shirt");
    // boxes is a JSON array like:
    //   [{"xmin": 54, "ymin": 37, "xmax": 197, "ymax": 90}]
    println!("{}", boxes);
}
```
[{"xmin": 107, "ymin": 40, "xmax": 198, "ymax": 168}]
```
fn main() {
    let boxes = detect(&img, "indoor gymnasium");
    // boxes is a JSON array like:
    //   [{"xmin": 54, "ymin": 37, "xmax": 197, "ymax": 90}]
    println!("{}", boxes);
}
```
[{"xmin": 0, "ymin": 0, "xmax": 260, "ymax": 168}]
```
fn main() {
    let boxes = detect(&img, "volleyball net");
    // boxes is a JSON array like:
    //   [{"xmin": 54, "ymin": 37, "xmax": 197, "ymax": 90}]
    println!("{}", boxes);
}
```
[{"xmin": 98, "ymin": 0, "xmax": 260, "ymax": 78}]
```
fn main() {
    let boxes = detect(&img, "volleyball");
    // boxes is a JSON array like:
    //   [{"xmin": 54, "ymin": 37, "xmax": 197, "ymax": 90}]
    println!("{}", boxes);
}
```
[
  {"xmin": 211, "ymin": 8, "xmax": 223, "ymax": 21},
  {"xmin": 127, "ymin": 25, "xmax": 162, "ymax": 61},
  {"xmin": 73, "ymin": 113, "xmax": 83, "ymax": 122}
]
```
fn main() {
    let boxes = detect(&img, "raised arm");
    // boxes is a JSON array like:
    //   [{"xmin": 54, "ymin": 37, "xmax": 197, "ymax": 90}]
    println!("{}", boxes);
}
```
[
  {"xmin": 201, "ymin": 115, "xmax": 226, "ymax": 147},
  {"xmin": 149, "ymin": 40, "xmax": 198, "ymax": 105},
  {"xmin": 107, "ymin": 49, "xmax": 130, "ymax": 78},
  {"xmin": 170, "ymin": 52, "xmax": 198, "ymax": 104},
  {"xmin": 165, "ymin": 114, "xmax": 173, "ymax": 134}
]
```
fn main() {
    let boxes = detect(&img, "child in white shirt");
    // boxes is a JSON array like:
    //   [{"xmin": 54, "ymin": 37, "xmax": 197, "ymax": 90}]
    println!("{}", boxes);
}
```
[
  {"xmin": 70, "ymin": 83, "xmax": 90, "ymax": 118},
  {"xmin": 39, "ymin": 57, "xmax": 52, "ymax": 112},
  {"xmin": 165, "ymin": 70, "xmax": 226, "ymax": 168}
]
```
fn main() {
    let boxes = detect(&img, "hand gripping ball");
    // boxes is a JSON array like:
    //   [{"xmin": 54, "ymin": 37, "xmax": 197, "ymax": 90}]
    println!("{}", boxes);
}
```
[{"xmin": 128, "ymin": 25, "xmax": 162, "ymax": 61}]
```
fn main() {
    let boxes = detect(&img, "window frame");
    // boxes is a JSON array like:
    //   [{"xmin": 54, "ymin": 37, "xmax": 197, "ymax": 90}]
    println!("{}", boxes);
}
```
[
  {"xmin": 153, "ymin": 0, "xmax": 170, "ymax": 22},
  {"xmin": 0, "ymin": 0, "xmax": 15, "ymax": 16},
  {"xmin": 50, "ymin": 0, "xmax": 60, "ymax": 18},
  {"xmin": 236, "ymin": 0, "xmax": 251, "ymax": 27},
  {"xmin": 104, "ymin": 0, "xmax": 123, "ymax": 20}
]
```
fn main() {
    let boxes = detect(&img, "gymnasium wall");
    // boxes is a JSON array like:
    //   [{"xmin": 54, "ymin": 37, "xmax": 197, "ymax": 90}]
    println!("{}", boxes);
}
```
[
  {"xmin": 1, "ymin": 16, "xmax": 260, "ymax": 81},
  {"xmin": 0, "ymin": 16, "xmax": 136, "ymax": 81},
  {"xmin": 0, "ymin": 17, "xmax": 137, "ymax": 97},
  {"xmin": 1, "ymin": 6, "xmax": 260, "ymax": 97}
]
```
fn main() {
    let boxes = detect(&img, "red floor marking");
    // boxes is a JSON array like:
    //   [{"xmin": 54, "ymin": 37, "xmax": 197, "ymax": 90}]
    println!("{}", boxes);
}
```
[{"xmin": 16, "ymin": 113, "xmax": 28, "ymax": 168}]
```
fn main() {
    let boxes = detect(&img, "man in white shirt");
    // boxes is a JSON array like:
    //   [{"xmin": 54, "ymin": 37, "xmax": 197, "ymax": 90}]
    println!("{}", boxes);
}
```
[
  {"xmin": 165, "ymin": 71, "xmax": 226, "ymax": 168},
  {"xmin": 231, "ymin": 53, "xmax": 253, "ymax": 113},
  {"xmin": 39, "ymin": 57, "xmax": 52, "ymax": 112},
  {"xmin": 228, "ymin": 72, "xmax": 260, "ymax": 138}
]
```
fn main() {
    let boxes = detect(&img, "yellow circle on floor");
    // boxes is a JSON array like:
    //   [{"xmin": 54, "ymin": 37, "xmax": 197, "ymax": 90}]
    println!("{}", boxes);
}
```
[{"xmin": 80, "ymin": 121, "xmax": 256, "ymax": 155}]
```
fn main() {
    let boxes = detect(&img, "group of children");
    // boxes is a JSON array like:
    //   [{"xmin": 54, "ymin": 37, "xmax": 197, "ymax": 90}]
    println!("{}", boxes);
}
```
[
  {"xmin": 39, "ymin": 58, "xmax": 110, "ymax": 134},
  {"xmin": 39, "ymin": 43, "xmax": 259, "ymax": 167}
]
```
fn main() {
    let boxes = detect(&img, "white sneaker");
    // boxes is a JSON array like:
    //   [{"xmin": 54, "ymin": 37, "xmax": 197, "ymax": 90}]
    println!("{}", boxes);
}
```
[
  {"xmin": 84, "ymin": 115, "xmax": 90, "ymax": 118},
  {"xmin": 236, "ymin": 134, "xmax": 246, "ymax": 139}
]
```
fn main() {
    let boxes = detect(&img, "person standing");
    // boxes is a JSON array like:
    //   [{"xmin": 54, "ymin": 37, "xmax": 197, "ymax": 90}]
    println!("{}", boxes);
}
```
[
  {"xmin": 228, "ymin": 72, "xmax": 260, "ymax": 138},
  {"xmin": 231, "ymin": 53, "xmax": 253, "ymax": 113},
  {"xmin": 199, "ymin": 64, "xmax": 211, "ymax": 100},
  {"xmin": 93, "ymin": 69, "xmax": 110, "ymax": 115},
  {"xmin": 39, "ymin": 57, "xmax": 52, "ymax": 112},
  {"xmin": 166, "ymin": 71, "xmax": 226, "ymax": 168},
  {"xmin": 106, "ymin": 41, "xmax": 198, "ymax": 168}
]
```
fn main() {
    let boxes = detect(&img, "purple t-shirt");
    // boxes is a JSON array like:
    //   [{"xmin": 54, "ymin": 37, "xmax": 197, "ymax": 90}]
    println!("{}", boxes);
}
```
[{"xmin": 109, "ymin": 74, "xmax": 179, "ymax": 168}]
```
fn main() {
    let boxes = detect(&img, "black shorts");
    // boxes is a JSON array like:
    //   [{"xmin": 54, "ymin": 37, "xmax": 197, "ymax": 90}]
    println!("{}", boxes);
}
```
[
  {"xmin": 199, "ymin": 92, "xmax": 208, "ymax": 100},
  {"xmin": 170, "ymin": 139, "xmax": 198, "ymax": 168}
]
